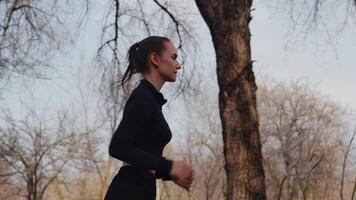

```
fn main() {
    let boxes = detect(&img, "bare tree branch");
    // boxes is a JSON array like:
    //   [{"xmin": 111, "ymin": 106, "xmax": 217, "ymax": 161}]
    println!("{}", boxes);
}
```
[
  {"xmin": 0, "ymin": 107, "xmax": 78, "ymax": 200},
  {"xmin": 0, "ymin": 0, "xmax": 90, "ymax": 81},
  {"xmin": 340, "ymin": 128, "xmax": 356, "ymax": 200},
  {"xmin": 152, "ymin": 0, "xmax": 183, "ymax": 49},
  {"xmin": 259, "ymin": 80, "xmax": 349, "ymax": 199},
  {"xmin": 351, "ymin": 175, "xmax": 356, "ymax": 200}
]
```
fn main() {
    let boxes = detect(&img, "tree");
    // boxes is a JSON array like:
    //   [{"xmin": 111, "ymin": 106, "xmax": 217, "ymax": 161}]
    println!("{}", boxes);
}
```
[
  {"xmin": 258, "ymin": 80, "xmax": 350, "ymax": 200},
  {"xmin": 184, "ymin": 89, "xmax": 226, "ymax": 200},
  {"xmin": 194, "ymin": 1, "xmax": 266, "ymax": 199},
  {"xmin": 0, "ymin": 0, "xmax": 88, "ymax": 81},
  {"xmin": 154, "ymin": 81, "xmax": 226, "ymax": 200},
  {"xmin": 0, "ymin": 108, "xmax": 78, "ymax": 200},
  {"xmin": 40, "ymin": 68, "xmax": 119, "ymax": 200}
]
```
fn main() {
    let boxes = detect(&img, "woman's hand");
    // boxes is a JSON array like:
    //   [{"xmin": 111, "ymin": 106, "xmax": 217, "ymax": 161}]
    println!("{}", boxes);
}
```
[{"xmin": 170, "ymin": 160, "xmax": 195, "ymax": 192}]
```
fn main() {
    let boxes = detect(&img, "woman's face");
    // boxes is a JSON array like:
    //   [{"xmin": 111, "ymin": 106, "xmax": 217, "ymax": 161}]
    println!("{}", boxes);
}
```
[{"xmin": 155, "ymin": 41, "xmax": 181, "ymax": 82}]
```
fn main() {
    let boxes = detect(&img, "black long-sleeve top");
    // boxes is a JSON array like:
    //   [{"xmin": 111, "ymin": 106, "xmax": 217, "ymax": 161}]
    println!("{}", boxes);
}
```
[{"xmin": 109, "ymin": 79, "xmax": 173, "ymax": 180}]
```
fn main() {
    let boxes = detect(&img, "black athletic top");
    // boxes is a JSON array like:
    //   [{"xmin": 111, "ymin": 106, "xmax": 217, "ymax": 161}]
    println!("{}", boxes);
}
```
[{"xmin": 109, "ymin": 79, "xmax": 173, "ymax": 180}]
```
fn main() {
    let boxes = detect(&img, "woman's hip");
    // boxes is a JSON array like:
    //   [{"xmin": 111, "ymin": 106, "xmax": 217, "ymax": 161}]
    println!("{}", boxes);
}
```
[{"xmin": 104, "ymin": 166, "xmax": 156, "ymax": 200}]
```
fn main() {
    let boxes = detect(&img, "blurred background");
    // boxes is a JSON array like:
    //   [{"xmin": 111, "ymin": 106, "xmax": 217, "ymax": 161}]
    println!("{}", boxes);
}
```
[{"xmin": 0, "ymin": 0, "xmax": 355, "ymax": 199}]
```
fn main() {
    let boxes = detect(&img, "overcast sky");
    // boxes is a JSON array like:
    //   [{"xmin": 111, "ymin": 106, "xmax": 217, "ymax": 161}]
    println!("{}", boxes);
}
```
[
  {"xmin": 2, "ymin": 0, "xmax": 355, "ymax": 138},
  {"xmin": 252, "ymin": 1, "xmax": 356, "ymax": 116}
]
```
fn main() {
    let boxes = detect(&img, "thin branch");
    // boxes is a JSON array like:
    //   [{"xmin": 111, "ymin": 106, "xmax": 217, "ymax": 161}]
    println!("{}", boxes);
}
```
[
  {"xmin": 152, "ymin": 0, "xmax": 183, "ymax": 50},
  {"xmin": 0, "ymin": 172, "xmax": 17, "ymax": 177},
  {"xmin": 340, "ymin": 128, "xmax": 356, "ymax": 200},
  {"xmin": 97, "ymin": 0, "xmax": 122, "ymax": 66},
  {"xmin": 351, "ymin": 175, "xmax": 356, "ymax": 200},
  {"xmin": 277, "ymin": 176, "xmax": 287, "ymax": 200},
  {"xmin": 137, "ymin": 0, "xmax": 151, "ymax": 36}
]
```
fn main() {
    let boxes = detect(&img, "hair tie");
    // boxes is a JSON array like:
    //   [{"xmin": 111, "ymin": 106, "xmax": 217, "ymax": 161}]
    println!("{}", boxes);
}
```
[{"xmin": 135, "ymin": 41, "xmax": 141, "ymax": 51}]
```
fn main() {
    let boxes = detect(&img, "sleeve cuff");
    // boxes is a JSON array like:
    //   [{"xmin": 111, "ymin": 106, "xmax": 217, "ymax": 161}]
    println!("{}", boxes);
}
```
[{"xmin": 156, "ymin": 157, "xmax": 172, "ymax": 181}]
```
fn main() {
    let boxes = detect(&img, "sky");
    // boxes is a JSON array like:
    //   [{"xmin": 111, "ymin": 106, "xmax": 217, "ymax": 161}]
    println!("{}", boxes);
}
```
[
  {"xmin": 2, "ymin": 0, "xmax": 356, "ymax": 139},
  {"xmin": 251, "ymin": 0, "xmax": 356, "ymax": 123}
]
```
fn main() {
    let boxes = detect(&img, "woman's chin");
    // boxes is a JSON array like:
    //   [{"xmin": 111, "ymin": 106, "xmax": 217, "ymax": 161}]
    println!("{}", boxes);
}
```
[
  {"xmin": 166, "ymin": 76, "xmax": 177, "ymax": 82},
  {"xmin": 168, "ymin": 79, "xmax": 176, "ymax": 82}
]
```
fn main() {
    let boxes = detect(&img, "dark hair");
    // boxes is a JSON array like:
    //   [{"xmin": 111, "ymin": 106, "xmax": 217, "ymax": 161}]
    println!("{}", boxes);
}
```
[{"xmin": 121, "ymin": 36, "xmax": 170, "ymax": 91}]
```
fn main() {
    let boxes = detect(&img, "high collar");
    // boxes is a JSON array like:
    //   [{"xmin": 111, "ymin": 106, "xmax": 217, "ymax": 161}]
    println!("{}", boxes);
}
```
[{"xmin": 140, "ymin": 79, "xmax": 167, "ymax": 107}]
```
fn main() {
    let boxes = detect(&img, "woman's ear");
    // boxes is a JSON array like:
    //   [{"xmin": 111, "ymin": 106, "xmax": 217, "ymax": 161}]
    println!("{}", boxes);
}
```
[{"xmin": 149, "ymin": 52, "xmax": 160, "ymax": 68}]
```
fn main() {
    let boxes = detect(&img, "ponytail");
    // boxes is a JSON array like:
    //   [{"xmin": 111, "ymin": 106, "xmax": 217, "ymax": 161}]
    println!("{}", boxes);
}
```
[{"xmin": 121, "ymin": 42, "xmax": 140, "ymax": 92}]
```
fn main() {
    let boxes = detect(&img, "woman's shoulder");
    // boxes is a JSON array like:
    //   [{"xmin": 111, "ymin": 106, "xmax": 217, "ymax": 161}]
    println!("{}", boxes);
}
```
[
  {"xmin": 127, "ymin": 84, "xmax": 155, "ymax": 105},
  {"xmin": 121, "ymin": 85, "xmax": 156, "ymax": 117},
  {"xmin": 131, "ymin": 84, "xmax": 152, "ymax": 98}
]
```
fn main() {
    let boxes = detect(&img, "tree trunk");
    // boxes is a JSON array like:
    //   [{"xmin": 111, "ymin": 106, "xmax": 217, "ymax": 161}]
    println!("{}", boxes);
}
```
[{"xmin": 195, "ymin": 1, "xmax": 266, "ymax": 199}]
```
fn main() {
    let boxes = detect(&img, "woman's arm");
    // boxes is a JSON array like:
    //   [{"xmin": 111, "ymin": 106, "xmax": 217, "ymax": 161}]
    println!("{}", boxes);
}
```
[{"xmin": 109, "ymin": 139, "xmax": 172, "ymax": 180}]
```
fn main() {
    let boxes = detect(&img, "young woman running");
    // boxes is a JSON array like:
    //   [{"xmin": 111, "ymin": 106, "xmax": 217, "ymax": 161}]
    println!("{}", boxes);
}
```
[{"xmin": 105, "ymin": 36, "xmax": 195, "ymax": 200}]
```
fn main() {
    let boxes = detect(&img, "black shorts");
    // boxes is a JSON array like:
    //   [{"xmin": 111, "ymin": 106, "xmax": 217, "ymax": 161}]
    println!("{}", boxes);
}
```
[{"xmin": 104, "ymin": 166, "xmax": 156, "ymax": 200}]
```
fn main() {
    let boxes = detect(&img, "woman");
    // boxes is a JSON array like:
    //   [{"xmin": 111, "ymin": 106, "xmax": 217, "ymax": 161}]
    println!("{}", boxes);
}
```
[{"xmin": 105, "ymin": 36, "xmax": 195, "ymax": 200}]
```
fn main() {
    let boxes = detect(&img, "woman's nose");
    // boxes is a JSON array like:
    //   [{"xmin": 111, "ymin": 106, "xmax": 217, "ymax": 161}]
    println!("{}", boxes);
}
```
[{"xmin": 177, "ymin": 62, "xmax": 182, "ymax": 69}]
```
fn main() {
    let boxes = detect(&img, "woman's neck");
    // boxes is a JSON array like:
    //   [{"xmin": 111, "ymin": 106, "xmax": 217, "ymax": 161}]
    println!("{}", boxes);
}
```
[{"xmin": 143, "ymin": 74, "xmax": 165, "ymax": 92}]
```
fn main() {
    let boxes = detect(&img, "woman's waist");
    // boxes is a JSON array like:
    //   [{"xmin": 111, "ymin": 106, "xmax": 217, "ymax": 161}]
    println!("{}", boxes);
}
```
[
  {"xmin": 117, "ymin": 165, "xmax": 156, "ymax": 189},
  {"xmin": 122, "ymin": 162, "xmax": 156, "ymax": 176}
]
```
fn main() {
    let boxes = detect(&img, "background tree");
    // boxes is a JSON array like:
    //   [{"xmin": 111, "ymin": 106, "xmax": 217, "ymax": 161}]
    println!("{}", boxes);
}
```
[
  {"xmin": 340, "ymin": 128, "xmax": 356, "ymax": 200},
  {"xmin": 258, "ymin": 79, "xmax": 352, "ymax": 200},
  {"xmin": 154, "ymin": 78, "xmax": 356, "ymax": 200},
  {"xmin": 155, "ymin": 79, "xmax": 225, "ymax": 200},
  {"xmin": 0, "ymin": 0, "xmax": 88, "ymax": 83},
  {"xmin": 266, "ymin": 0, "xmax": 356, "ymax": 51},
  {"xmin": 40, "ymin": 69, "xmax": 117, "ymax": 200},
  {"xmin": 0, "ymin": 108, "xmax": 78, "ymax": 200}
]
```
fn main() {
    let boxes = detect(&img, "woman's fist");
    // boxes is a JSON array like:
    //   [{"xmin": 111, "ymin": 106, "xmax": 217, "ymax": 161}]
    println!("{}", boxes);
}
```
[{"xmin": 170, "ymin": 160, "xmax": 195, "ymax": 192}]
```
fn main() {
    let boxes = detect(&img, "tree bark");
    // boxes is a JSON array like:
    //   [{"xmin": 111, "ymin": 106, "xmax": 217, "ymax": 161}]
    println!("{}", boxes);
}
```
[{"xmin": 195, "ymin": 0, "xmax": 266, "ymax": 199}]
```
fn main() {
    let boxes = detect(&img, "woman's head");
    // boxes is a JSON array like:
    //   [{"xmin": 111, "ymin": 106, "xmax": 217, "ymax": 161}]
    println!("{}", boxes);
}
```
[{"xmin": 121, "ymin": 36, "xmax": 181, "ymax": 90}]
